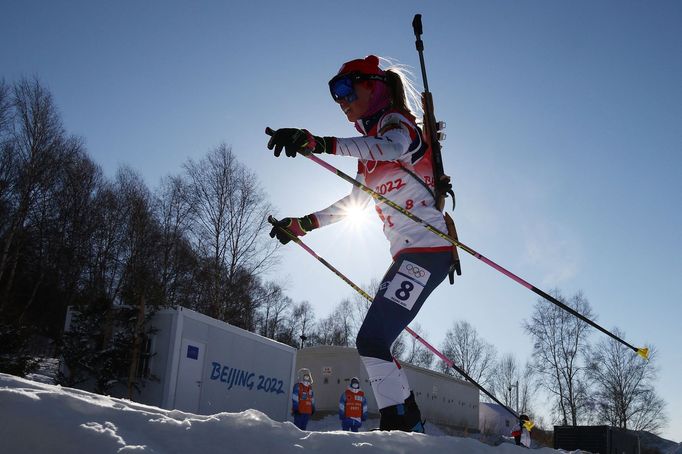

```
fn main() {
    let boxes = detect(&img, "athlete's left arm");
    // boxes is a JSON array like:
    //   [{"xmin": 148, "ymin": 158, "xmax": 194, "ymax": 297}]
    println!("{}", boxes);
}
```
[
  {"xmin": 333, "ymin": 113, "xmax": 417, "ymax": 161},
  {"xmin": 309, "ymin": 174, "xmax": 372, "ymax": 228}
]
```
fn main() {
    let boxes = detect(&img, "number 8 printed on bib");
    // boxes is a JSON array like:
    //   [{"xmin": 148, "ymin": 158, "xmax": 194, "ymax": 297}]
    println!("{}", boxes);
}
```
[{"xmin": 385, "ymin": 260, "xmax": 431, "ymax": 310}]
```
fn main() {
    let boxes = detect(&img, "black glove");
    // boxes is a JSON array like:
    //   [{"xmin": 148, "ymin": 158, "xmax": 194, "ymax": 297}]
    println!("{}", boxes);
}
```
[
  {"xmin": 309, "ymin": 135, "xmax": 334, "ymax": 154},
  {"xmin": 269, "ymin": 215, "xmax": 319, "ymax": 245},
  {"xmin": 435, "ymin": 175, "xmax": 453, "ymax": 194},
  {"xmin": 265, "ymin": 127, "xmax": 334, "ymax": 157}
]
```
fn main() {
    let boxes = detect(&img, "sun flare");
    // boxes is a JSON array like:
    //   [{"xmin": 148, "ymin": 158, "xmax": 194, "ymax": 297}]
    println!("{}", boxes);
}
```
[{"xmin": 344, "ymin": 202, "xmax": 371, "ymax": 230}]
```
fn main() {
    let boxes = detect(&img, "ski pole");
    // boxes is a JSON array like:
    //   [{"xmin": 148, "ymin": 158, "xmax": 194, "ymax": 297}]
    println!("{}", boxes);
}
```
[
  {"xmin": 301, "ymin": 153, "xmax": 648, "ymax": 360},
  {"xmin": 267, "ymin": 215, "xmax": 532, "ymax": 429}
]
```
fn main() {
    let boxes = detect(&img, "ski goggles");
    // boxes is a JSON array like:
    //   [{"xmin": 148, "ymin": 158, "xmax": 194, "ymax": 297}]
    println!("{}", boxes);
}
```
[{"xmin": 328, "ymin": 72, "xmax": 387, "ymax": 103}]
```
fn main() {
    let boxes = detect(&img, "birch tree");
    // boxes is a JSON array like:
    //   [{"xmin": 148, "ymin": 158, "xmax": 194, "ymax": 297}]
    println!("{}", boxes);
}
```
[
  {"xmin": 587, "ymin": 335, "xmax": 666, "ymax": 433},
  {"xmin": 183, "ymin": 144, "xmax": 277, "ymax": 322},
  {"xmin": 438, "ymin": 320, "xmax": 497, "ymax": 389},
  {"xmin": 523, "ymin": 290, "xmax": 593, "ymax": 426}
]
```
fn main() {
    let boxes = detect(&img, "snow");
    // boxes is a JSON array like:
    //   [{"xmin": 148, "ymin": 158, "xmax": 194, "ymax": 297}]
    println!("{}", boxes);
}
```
[{"xmin": 0, "ymin": 372, "xmax": 569, "ymax": 454}]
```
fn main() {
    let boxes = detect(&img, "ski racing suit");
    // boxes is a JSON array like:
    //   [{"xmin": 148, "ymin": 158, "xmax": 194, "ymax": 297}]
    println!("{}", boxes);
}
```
[{"xmin": 309, "ymin": 107, "xmax": 453, "ymax": 410}]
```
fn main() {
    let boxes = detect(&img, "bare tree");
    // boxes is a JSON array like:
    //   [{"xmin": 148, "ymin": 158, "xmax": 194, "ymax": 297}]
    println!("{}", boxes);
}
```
[
  {"xmin": 0, "ymin": 79, "xmax": 11, "ymax": 137},
  {"xmin": 0, "ymin": 78, "xmax": 289, "ymax": 386},
  {"xmin": 84, "ymin": 180, "xmax": 126, "ymax": 307},
  {"xmin": 0, "ymin": 78, "xmax": 98, "ymax": 337},
  {"xmin": 523, "ymin": 290, "xmax": 593, "ymax": 426},
  {"xmin": 493, "ymin": 353, "xmax": 521, "ymax": 410},
  {"xmin": 285, "ymin": 300, "xmax": 316, "ymax": 348},
  {"xmin": 255, "ymin": 281, "xmax": 291, "ymax": 340},
  {"xmin": 438, "ymin": 320, "xmax": 497, "ymax": 389},
  {"xmin": 310, "ymin": 300, "xmax": 355, "ymax": 347},
  {"xmin": 490, "ymin": 353, "xmax": 535, "ymax": 416},
  {"xmin": 333, "ymin": 299, "xmax": 356, "ymax": 347},
  {"xmin": 154, "ymin": 175, "xmax": 197, "ymax": 307},
  {"xmin": 587, "ymin": 334, "xmax": 667, "ymax": 433},
  {"xmin": 0, "ymin": 79, "xmax": 13, "ymax": 219},
  {"xmin": 295, "ymin": 301, "xmax": 316, "ymax": 345},
  {"xmin": 397, "ymin": 322, "xmax": 434, "ymax": 369},
  {"xmin": 518, "ymin": 362, "xmax": 535, "ymax": 416},
  {"xmin": 312, "ymin": 313, "xmax": 345, "ymax": 346},
  {"xmin": 52, "ymin": 149, "xmax": 103, "ymax": 304},
  {"xmin": 0, "ymin": 147, "xmax": 13, "ymax": 235},
  {"xmin": 307, "ymin": 280, "xmax": 385, "ymax": 349},
  {"xmin": 116, "ymin": 166, "xmax": 162, "ymax": 302},
  {"xmin": 16, "ymin": 135, "xmax": 88, "ymax": 324},
  {"xmin": 183, "ymin": 144, "xmax": 277, "ymax": 322},
  {"xmin": 115, "ymin": 170, "xmax": 163, "ymax": 398},
  {"xmin": 0, "ymin": 79, "xmax": 117, "ymax": 376},
  {"xmin": 0, "ymin": 78, "xmax": 66, "ymax": 303},
  {"xmin": 60, "ymin": 166, "xmax": 164, "ymax": 394}
]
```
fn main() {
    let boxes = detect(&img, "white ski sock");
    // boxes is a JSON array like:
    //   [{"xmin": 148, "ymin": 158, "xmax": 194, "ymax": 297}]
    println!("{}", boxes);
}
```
[{"xmin": 360, "ymin": 356, "xmax": 411, "ymax": 409}]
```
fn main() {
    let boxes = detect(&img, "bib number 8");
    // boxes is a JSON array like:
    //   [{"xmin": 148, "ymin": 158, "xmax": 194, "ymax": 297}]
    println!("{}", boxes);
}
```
[
  {"xmin": 395, "ymin": 280, "xmax": 414, "ymax": 301},
  {"xmin": 386, "ymin": 276, "xmax": 423, "ymax": 310}
]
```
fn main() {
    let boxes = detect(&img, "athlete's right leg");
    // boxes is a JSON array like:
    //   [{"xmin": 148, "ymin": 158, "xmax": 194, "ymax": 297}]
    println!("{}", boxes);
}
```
[{"xmin": 355, "ymin": 251, "xmax": 450, "ymax": 431}]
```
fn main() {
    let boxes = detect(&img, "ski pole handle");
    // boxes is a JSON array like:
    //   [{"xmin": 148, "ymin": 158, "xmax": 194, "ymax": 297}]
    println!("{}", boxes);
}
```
[
  {"xmin": 268, "ymin": 215, "xmax": 321, "ymax": 259},
  {"xmin": 412, "ymin": 14, "xmax": 429, "ymax": 92},
  {"xmin": 412, "ymin": 14, "xmax": 423, "ymax": 42}
]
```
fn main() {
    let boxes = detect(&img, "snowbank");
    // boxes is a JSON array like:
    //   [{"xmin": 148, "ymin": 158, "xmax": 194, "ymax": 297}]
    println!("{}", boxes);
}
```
[{"xmin": 0, "ymin": 373, "xmax": 562, "ymax": 453}]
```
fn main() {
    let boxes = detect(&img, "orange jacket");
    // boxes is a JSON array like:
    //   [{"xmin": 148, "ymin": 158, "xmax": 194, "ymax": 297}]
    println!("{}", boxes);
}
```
[
  {"xmin": 340, "ymin": 389, "xmax": 367, "ymax": 419},
  {"xmin": 293, "ymin": 383, "xmax": 314, "ymax": 415}
]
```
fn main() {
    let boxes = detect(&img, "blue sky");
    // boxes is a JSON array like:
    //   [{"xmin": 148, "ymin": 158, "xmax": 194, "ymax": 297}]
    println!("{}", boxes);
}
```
[{"xmin": 2, "ymin": 0, "xmax": 681, "ymax": 441}]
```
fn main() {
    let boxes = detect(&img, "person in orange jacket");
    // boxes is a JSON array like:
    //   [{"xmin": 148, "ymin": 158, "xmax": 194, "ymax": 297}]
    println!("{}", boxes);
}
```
[
  {"xmin": 339, "ymin": 377, "xmax": 368, "ymax": 432},
  {"xmin": 292, "ymin": 368, "xmax": 315, "ymax": 430}
]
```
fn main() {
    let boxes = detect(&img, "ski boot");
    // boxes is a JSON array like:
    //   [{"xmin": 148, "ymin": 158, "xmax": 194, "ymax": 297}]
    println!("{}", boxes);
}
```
[
  {"xmin": 379, "ymin": 402, "xmax": 405, "ymax": 431},
  {"xmin": 403, "ymin": 391, "xmax": 425, "ymax": 433},
  {"xmin": 378, "ymin": 392, "xmax": 425, "ymax": 433}
]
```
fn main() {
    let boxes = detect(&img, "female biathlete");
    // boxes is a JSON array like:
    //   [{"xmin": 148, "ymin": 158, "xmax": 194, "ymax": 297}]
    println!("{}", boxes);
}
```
[{"xmin": 266, "ymin": 55, "xmax": 454, "ymax": 432}]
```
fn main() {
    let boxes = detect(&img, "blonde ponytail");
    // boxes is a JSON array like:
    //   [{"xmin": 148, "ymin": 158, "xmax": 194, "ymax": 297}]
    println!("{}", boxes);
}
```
[{"xmin": 380, "ymin": 60, "xmax": 422, "ymax": 119}]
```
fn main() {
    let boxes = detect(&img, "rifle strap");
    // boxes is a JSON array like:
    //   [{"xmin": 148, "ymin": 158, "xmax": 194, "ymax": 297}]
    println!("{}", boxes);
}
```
[
  {"xmin": 398, "ymin": 163, "xmax": 462, "ymax": 283},
  {"xmin": 398, "ymin": 163, "xmax": 436, "ymax": 203}
]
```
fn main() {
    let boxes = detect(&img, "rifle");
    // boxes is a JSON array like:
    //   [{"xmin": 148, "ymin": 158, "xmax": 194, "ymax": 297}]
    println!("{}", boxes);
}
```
[{"xmin": 412, "ymin": 14, "xmax": 462, "ymax": 281}]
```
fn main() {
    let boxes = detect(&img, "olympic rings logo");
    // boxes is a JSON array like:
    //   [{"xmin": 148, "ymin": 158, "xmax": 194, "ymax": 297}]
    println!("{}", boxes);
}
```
[{"xmin": 405, "ymin": 264, "xmax": 425, "ymax": 278}]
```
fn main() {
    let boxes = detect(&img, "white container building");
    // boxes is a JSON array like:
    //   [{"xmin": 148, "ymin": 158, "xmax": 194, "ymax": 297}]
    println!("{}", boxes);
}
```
[
  {"xmin": 63, "ymin": 306, "xmax": 297, "ymax": 422},
  {"xmin": 479, "ymin": 402, "xmax": 518, "ymax": 436}
]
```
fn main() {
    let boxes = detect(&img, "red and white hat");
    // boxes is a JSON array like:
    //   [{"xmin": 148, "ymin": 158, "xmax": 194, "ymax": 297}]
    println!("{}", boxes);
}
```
[{"xmin": 335, "ymin": 55, "xmax": 385, "ymax": 77}]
